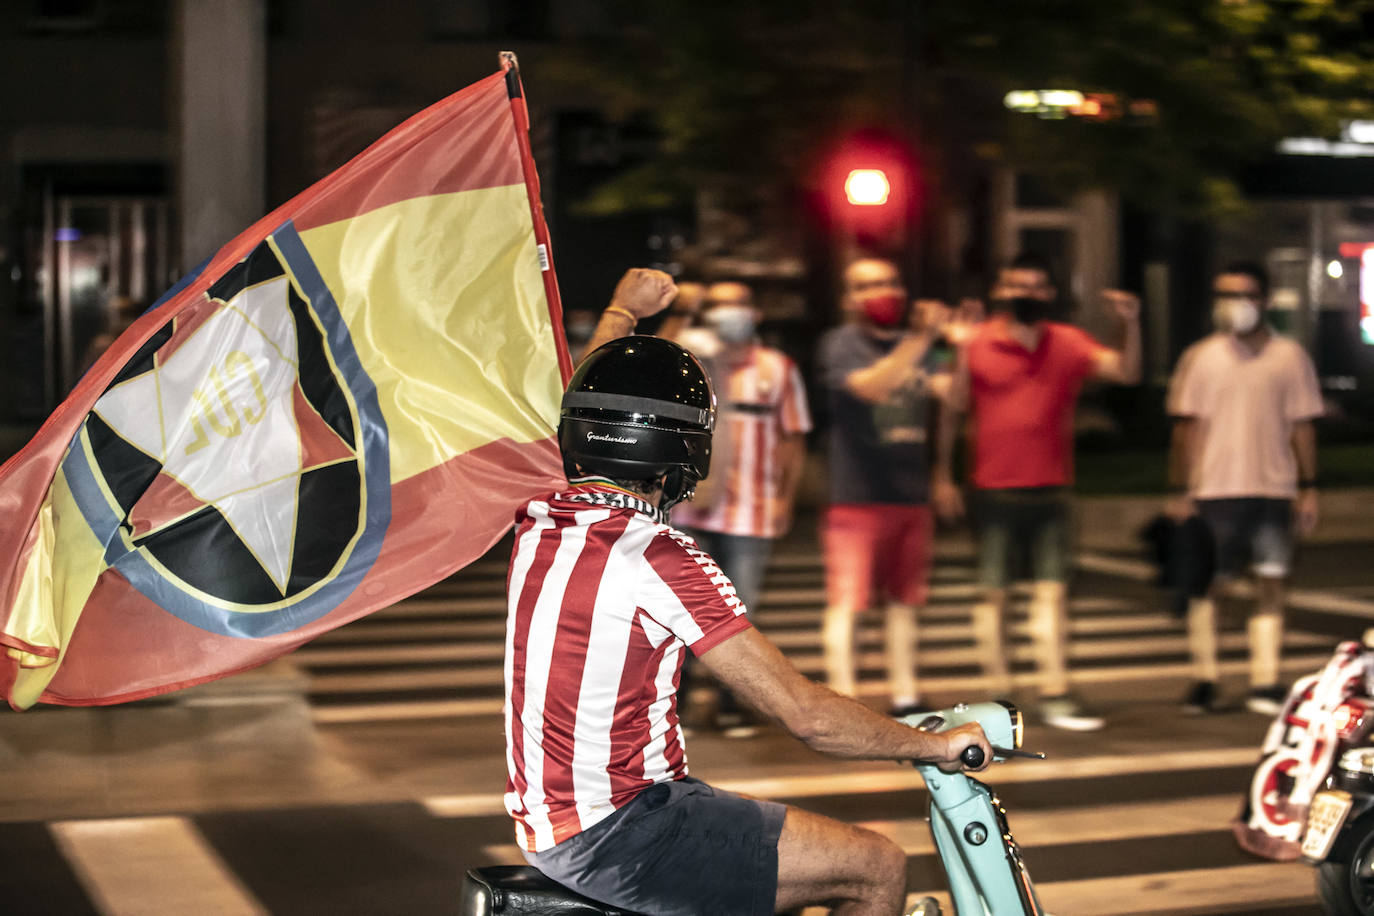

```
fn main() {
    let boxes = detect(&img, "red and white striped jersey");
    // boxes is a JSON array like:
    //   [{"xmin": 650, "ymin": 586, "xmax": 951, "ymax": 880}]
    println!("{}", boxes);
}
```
[
  {"xmin": 503, "ymin": 480, "xmax": 752, "ymax": 853},
  {"xmin": 672, "ymin": 344, "xmax": 812, "ymax": 537}
]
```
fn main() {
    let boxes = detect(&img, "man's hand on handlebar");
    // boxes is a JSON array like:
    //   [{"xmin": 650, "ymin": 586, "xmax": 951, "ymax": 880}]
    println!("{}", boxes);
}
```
[{"xmin": 931, "ymin": 723, "xmax": 993, "ymax": 774}]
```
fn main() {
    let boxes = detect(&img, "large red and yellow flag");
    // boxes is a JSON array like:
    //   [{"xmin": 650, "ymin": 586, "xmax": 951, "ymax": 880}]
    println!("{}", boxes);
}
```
[{"xmin": 0, "ymin": 60, "xmax": 570, "ymax": 709}]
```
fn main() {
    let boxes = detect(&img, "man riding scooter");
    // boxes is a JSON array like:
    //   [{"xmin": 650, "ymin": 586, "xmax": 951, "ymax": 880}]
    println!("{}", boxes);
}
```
[{"xmin": 500, "ymin": 268, "xmax": 990, "ymax": 916}]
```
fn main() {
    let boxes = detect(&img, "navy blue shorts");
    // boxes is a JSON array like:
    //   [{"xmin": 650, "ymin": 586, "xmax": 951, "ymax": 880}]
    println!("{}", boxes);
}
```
[
  {"xmin": 1196, "ymin": 497, "xmax": 1293, "ymax": 580},
  {"xmin": 526, "ymin": 777, "xmax": 787, "ymax": 916},
  {"xmin": 974, "ymin": 487, "xmax": 1071, "ymax": 588}
]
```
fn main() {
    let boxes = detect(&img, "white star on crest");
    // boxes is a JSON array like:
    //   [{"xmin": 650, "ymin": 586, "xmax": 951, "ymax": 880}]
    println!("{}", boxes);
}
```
[{"xmin": 93, "ymin": 276, "xmax": 313, "ymax": 593}]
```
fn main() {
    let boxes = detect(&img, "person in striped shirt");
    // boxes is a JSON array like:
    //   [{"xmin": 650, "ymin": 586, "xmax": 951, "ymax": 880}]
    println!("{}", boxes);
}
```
[
  {"xmin": 505, "ymin": 269, "xmax": 990, "ymax": 916},
  {"xmin": 673, "ymin": 281, "xmax": 813, "ymax": 736}
]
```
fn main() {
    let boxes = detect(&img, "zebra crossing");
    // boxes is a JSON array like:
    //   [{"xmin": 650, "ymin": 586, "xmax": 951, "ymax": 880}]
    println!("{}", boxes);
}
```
[
  {"xmin": 13, "ymin": 741, "xmax": 1321, "ymax": 915},
  {"xmin": 0, "ymin": 537, "xmax": 1348, "ymax": 915},
  {"xmin": 297, "ymin": 539, "xmax": 1338, "ymax": 724}
]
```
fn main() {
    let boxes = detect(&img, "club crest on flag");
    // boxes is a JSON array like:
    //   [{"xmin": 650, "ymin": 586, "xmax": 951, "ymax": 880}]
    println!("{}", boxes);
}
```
[{"xmin": 61, "ymin": 223, "xmax": 391, "ymax": 637}]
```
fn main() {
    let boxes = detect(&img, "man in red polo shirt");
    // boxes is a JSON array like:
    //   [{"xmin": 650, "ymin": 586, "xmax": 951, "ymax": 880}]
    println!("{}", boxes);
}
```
[{"xmin": 934, "ymin": 253, "xmax": 1140, "ymax": 730}]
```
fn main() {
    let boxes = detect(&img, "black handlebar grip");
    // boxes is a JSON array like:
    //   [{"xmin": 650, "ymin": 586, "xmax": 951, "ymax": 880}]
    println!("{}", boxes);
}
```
[{"xmin": 961, "ymin": 745, "xmax": 985, "ymax": 768}]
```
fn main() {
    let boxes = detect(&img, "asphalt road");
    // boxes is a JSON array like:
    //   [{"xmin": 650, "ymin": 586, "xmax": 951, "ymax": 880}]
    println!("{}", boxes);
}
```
[{"xmin": 4, "ymin": 533, "xmax": 1371, "ymax": 914}]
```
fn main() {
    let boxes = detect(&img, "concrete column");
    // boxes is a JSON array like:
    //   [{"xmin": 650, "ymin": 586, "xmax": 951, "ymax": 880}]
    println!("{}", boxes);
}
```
[{"xmin": 173, "ymin": 0, "xmax": 266, "ymax": 270}]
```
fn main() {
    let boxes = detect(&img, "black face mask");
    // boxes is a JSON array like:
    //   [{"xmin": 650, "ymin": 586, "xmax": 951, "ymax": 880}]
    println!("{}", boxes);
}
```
[{"xmin": 1006, "ymin": 296, "xmax": 1052, "ymax": 325}]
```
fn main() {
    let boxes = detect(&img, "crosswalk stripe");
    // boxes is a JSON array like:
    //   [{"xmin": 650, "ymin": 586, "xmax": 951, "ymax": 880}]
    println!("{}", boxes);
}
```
[
  {"xmin": 903, "ymin": 861, "xmax": 1316, "ymax": 916},
  {"xmin": 421, "ymin": 746, "xmax": 1260, "ymax": 817},
  {"xmin": 858, "ymin": 794, "xmax": 1244, "ymax": 856},
  {"xmin": 299, "ymin": 545, "xmax": 1342, "ymax": 732},
  {"xmin": 292, "ymin": 628, "xmax": 1330, "ymax": 669},
  {"xmin": 357, "ymin": 591, "xmax": 1154, "ymax": 627},
  {"xmin": 371, "ymin": 581, "xmax": 995, "ymax": 617},
  {"xmin": 305, "ymin": 652, "xmax": 1332, "ymax": 722},
  {"xmin": 1079, "ymin": 550, "xmax": 1374, "ymax": 621},
  {"xmin": 302, "ymin": 647, "xmax": 1334, "ymax": 695},
  {"xmin": 312, "ymin": 697, "xmax": 506, "ymax": 722},
  {"xmin": 717, "ymin": 746, "xmax": 1259, "ymax": 795},
  {"xmin": 304, "ymin": 602, "xmax": 1165, "ymax": 646},
  {"xmin": 50, "ymin": 817, "xmax": 268, "ymax": 916}
]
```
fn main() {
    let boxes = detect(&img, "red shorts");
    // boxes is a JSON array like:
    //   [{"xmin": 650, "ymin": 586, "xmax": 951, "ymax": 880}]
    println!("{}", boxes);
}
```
[{"xmin": 822, "ymin": 504, "xmax": 933, "ymax": 611}]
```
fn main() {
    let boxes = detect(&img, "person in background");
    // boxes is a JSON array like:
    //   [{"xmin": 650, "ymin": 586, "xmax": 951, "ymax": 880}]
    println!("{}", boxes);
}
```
[
  {"xmin": 672, "ymin": 281, "xmax": 812, "ymax": 735},
  {"xmin": 818, "ymin": 257, "xmax": 954, "ymax": 716},
  {"xmin": 933, "ymin": 252, "xmax": 1140, "ymax": 731},
  {"xmin": 1166, "ymin": 261, "xmax": 1322, "ymax": 715}
]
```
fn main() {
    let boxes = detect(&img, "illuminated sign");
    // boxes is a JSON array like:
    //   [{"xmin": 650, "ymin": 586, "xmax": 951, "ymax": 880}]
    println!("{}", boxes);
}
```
[
  {"xmin": 1279, "ymin": 120, "xmax": 1374, "ymax": 158},
  {"xmin": 1363, "ymin": 248, "xmax": 1374, "ymax": 346},
  {"xmin": 1277, "ymin": 138, "xmax": 1374, "ymax": 158},
  {"xmin": 1003, "ymin": 90, "xmax": 1156, "ymax": 122}
]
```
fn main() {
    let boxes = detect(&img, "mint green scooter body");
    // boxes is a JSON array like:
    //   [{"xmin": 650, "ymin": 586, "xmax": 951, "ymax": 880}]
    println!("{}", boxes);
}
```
[{"xmin": 901, "ymin": 702, "xmax": 1046, "ymax": 916}]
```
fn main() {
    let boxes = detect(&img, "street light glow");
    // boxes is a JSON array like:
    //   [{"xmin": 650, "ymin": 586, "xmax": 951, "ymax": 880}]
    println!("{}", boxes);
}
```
[
  {"xmin": 845, "ymin": 169, "xmax": 890, "ymax": 206},
  {"xmin": 1328, "ymin": 260, "xmax": 1344, "ymax": 279},
  {"xmin": 1039, "ymin": 89, "xmax": 1085, "ymax": 109}
]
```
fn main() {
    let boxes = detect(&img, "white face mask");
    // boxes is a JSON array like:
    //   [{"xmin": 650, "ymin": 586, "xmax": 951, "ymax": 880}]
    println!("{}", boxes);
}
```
[
  {"xmin": 706, "ymin": 305, "xmax": 757, "ymax": 344},
  {"xmin": 1213, "ymin": 298, "xmax": 1260, "ymax": 335}
]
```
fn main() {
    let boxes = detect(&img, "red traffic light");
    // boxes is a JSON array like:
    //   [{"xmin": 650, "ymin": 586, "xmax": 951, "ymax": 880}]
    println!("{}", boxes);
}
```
[{"xmin": 845, "ymin": 169, "xmax": 891, "ymax": 206}]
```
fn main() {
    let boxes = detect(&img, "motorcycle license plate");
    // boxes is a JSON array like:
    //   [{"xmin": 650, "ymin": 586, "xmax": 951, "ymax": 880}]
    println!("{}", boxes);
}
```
[{"xmin": 1302, "ymin": 790, "xmax": 1353, "ymax": 863}]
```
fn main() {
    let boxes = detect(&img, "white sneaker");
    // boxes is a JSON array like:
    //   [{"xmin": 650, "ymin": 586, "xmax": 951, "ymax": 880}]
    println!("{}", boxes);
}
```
[{"xmin": 1039, "ymin": 695, "xmax": 1105, "ymax": 732}]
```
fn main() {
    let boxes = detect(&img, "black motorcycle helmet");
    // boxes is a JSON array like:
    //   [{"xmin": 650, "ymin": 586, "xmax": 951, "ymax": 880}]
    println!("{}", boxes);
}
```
[{"xmin": 558, "ymin": 335, "xmax": 714, "ymax": 509}]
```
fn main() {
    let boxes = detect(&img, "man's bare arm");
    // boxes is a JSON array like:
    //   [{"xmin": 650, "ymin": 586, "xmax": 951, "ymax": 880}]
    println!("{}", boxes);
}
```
[
  {"xmin": 1291, "ymin": 420, "xmax": 1317, "ymax": 484},
  {"xmin": 930, "ymin": 346, "xmax": 969, "ymax": 519},
  {"xmin": 1292, "ymin": 420, "xmax": 1319, "ymax": 534},
  {"xmin": 769, "ymin": 431, "xmax": 807, "ymax": 532},
  {"xmin": 777, "ymin": 432, "xmax": 805, "ymax": 500},
  {"xmin": 579, "ymin": 269, "xmax": 678, "ymax": 364},
  {"xmin": 844, "ymin": 333, "xmax": 934, "ymax": 404},
  {"xmin": 699, "ymin": 628, "xmax": 989, "ymax": 769},
  {"xmin": 1091, "ymin": 290, "xmax": 1142, "ymax": 385},
  {"xmin": 1164, "ymin": 416, "xmax": 1198, "ymax": 519},
  {"xmin": 1168, "ymin": 417, "xmax": 1196, "ymax": 491}
]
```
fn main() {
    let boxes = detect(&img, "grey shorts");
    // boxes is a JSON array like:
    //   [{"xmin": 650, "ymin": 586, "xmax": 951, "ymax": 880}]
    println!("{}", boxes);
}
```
[
  {"xmin": 975, "ymin": 487, "xmax": 1072, "ymax": 588},
  {"xmin": 526, "ymin": 777, "xmax": 787, "ymax": 916},
  {"xmin": 1196, "ymin": 497, "xmax": 1294, "ymax": 580}
]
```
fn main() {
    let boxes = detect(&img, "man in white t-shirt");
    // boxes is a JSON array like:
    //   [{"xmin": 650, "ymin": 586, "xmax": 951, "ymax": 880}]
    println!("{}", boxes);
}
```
[{"xmin": 1166, "ymin": 262, "xmax": 1323, "ymax": 716}]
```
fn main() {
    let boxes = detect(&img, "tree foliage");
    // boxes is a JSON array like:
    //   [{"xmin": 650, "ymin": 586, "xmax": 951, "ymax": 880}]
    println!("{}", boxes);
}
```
[{"xmin": 549, "ymin": 0, "xmax": 1374, "ymax": 216}]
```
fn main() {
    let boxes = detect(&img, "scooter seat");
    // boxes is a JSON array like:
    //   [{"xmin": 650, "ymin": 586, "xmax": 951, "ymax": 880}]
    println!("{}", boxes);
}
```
[{"xmin": 460, "ymin": 865, "xmax": 644, "ymax": 916}]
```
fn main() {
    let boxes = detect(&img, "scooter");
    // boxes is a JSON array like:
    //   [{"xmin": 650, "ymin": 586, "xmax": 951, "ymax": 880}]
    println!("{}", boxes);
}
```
[
  {"xmin": 1237, "ymin": 631, "xmax": 1374, "ymax": 915},
  {"xmin": 459, "ymin": 700, "xmax": 1046, "ymax": 916},
  {"xmin": 901, "ymin": 700, "xmax": 1048, "ymax": 916}
]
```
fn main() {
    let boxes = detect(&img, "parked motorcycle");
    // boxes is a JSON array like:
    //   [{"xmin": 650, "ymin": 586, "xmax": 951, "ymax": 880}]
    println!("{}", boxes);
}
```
[
  {"xmin": 460, "ymin": 700, "xmax": 1044, "ymax": 916},
  {"xmin": 1236, "ymin": 632, "xmax": 1374, "ymax": 915}
]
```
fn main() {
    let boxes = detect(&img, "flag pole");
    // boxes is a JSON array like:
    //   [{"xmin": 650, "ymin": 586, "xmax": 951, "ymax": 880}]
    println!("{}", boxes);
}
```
[{"xmin": 500, "ymin": 51, "xmax": 572, "ymax": 382}]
